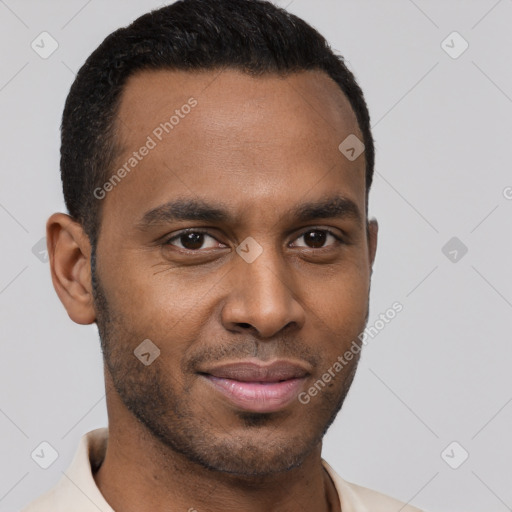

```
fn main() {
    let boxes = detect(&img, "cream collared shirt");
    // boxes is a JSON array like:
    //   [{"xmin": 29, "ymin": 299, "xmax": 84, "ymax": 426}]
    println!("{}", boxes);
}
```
[{"xmin": 22, "ymin": 428, "xmax": 424, "ymax": 512}]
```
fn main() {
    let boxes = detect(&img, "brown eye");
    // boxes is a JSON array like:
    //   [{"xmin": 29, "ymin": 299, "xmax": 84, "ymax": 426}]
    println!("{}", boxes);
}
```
[
  {"xmin": 303, "ymin": 230, "xmax": 327, "ymax": 248},
  {"xmin": 165, "ymin": 230, "xmax": 222, "ymax": 251},
  {"xmin": 291, "ymin": 229, "xmax": 342, "ymax": 249},
  {"xmin": 180, "ymin": 232, "xmax": 205, "ymax": 250}
]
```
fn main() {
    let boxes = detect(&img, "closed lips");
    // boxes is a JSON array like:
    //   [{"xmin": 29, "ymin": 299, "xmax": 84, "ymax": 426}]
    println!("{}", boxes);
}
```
[{"xmin": 198, "ymin": 360, "xmax": 311, "ymax": 413}]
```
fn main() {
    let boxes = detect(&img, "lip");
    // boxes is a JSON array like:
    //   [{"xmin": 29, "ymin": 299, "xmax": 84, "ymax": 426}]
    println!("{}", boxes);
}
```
[{"xmin": 199, "ymin": 360, "xmax": 310, "ymax": 413}]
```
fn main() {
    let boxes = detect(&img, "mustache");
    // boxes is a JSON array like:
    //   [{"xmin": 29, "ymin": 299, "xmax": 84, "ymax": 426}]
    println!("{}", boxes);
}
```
[{"xmin": 182, "ymin": 336, "xmax": 321, "ymax": 373}]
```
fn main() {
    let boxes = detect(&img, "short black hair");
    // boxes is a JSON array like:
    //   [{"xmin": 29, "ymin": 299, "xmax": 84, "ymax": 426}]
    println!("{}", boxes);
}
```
[{"xmin": 61, "ymin": 0, "xmax": 374, "ymax": 248}]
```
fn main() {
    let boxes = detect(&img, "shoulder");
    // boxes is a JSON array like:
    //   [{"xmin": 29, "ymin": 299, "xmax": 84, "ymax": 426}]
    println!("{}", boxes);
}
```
[
  {"xmin": 21, "ymin": 483, "xmax": 70, "ymax": 512},
  {"xmin": 322, "ymin": 460, "xmax": 426, "ymax": 512},
  {"xmin": 342, "ymin": 479, "xmax": 425, "ymax": 511},
  {"xmin": 21, "ymin": 428, "xmax": 111, "ymax": 512}
]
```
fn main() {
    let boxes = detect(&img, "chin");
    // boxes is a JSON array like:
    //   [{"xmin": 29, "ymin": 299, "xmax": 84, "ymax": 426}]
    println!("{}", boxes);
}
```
[{"xmin": 178, "ymin": 425, "xmax": 321, "ymax": 477}]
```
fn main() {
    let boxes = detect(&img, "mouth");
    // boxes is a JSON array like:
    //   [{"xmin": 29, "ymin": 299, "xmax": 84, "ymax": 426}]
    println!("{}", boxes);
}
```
[{"xmin": 198, "ymin": 360, "xmax": 310, "ymax": 413}]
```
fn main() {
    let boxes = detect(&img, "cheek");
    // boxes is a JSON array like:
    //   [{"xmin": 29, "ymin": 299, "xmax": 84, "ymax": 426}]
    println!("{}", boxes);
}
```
[
  {"xmin": 102, "ymin": 247, "xmax": 203, "ymax": 315},
  {"xmin": 104, "ymin": 264, "xmax": 215, "ymax": 361},
  {"xmin": 300, "ymin": 260, "xmax": 370, "ymax": 319},
  {"xmin": 101, "ymin": 253, "xmax": 232, "ymax": 362},
  {"xmin": 298, "ymin": 268, "xmax": 370, "ymax": 364}
]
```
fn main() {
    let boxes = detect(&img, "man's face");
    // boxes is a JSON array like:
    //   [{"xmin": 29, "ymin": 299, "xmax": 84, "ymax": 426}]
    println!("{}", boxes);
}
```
[{"xmin": 92, "ymin": 69, "xmax": 377, "ymax": 476}]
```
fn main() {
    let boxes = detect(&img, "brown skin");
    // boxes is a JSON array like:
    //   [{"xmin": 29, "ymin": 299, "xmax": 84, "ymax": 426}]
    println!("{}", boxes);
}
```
[{"xmin": 47, "ymin": 69, "xmax": 378, "ymax": 512}]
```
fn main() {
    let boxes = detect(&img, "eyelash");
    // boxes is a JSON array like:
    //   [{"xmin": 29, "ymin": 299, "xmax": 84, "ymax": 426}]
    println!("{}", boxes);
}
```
[{"xmin": 162, "ymin": 227, "xmax": 345, "ymax": 251}]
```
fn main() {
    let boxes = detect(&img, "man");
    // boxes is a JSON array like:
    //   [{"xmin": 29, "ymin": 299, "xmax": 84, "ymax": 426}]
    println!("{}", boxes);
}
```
[{"xmin": 23, "ymin": 0, "xmax": 426, "ymax": 510}]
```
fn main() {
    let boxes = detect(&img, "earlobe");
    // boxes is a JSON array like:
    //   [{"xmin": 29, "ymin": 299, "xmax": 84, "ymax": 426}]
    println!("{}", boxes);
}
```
[
  {"xmin": 367, "ymin": 218, "xmax": 378, "ymax": 271},
  {"xmin": 46, "ymin": 213, "xmax": 96, "ymax": 325}
]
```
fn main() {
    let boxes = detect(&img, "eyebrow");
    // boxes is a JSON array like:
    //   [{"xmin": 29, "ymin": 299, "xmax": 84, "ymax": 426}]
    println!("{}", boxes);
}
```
[
  {"xmin": 136, "ymin": 195, "xmax": 363, "ymax": 230},
  {"xmin": 293, "ymin": 196, "xmax": 362, "ymax": 225}
]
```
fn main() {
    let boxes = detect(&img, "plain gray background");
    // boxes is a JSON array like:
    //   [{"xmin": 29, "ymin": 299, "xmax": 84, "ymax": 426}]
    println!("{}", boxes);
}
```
[{"xmin": 1, "ymin": 1, "xmax": 511, "ymax": 511}]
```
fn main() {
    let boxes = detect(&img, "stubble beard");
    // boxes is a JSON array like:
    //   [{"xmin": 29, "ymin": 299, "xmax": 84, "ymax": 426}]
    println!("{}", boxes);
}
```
[{"xmin": 91, "ymin": 248, "xmax": 363, "ymax": 477}]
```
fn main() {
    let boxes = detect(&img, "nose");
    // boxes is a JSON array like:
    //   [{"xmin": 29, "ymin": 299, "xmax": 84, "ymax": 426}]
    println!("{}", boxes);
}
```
[{"xmin": 221, "ymin": 248, "xmax": 306, "ymax": 338}]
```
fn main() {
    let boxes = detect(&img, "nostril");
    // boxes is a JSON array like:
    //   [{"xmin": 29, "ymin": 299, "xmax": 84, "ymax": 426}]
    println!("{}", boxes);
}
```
[{"xmin": 238, "ymin": 323, "xmax": 252, "ymax": 329}]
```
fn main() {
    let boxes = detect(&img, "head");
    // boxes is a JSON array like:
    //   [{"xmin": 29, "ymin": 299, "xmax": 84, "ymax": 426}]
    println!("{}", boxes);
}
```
[{"xmin": 48, "ymin": 0, "xmax": 378, "ymax": 477}]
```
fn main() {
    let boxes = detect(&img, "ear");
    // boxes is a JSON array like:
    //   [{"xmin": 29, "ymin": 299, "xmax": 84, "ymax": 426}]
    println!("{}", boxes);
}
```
[
  {"xmin": 46, "ymin": 213, "xmax": 96, "ymax": 324},
  {"xmin": 367, "ymin": 217, "xmax": 378, "ymax": 272}
]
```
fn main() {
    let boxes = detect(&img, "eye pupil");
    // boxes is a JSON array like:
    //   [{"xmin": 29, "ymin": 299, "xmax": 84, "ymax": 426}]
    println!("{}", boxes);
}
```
[
  {"xmin": 181, "ymin": 232, "xmax": 204, "ymax": 250},
  {"xmin": 304, "ymin": 230, "xmax": 326, "ymax": 248}
]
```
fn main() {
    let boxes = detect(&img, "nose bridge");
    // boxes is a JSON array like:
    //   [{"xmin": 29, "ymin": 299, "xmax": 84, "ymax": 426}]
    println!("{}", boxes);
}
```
[
  {"xmin": 241, "ymin": 247, "xmax": 288, "ymax": 303},
  {"xmin": 222, "ymin": 242, "xmax": 305, "ymax": 337}
]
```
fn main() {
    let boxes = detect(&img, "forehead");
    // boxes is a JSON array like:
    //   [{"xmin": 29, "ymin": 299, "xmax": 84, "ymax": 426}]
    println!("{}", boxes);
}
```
[
  {"xmin": 116, "ymin": 68, "xmax": 360, "ymax": 150},
  {"xmin": 102, "ymin": 68, "xmax": 365, "ymax": 229}
]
